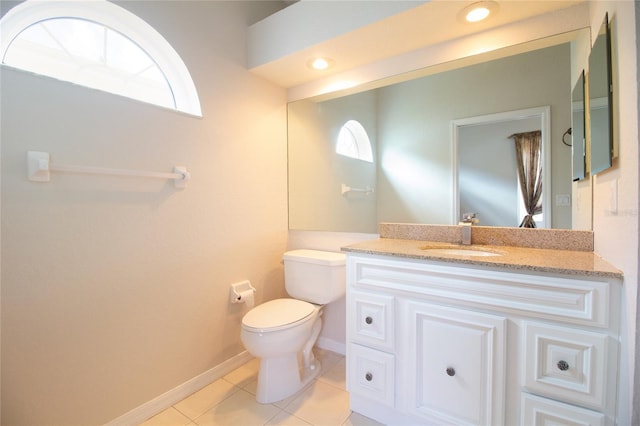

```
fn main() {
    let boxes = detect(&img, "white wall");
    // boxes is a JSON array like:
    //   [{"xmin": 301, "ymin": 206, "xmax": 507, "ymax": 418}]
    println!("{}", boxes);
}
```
[
  {"xmin": 0, "ymin": 1, "xmax": 288, "ymax": 424},
  {"xmin": 586, "ymin": 2, "xmax": 639, "ymax": 423}
]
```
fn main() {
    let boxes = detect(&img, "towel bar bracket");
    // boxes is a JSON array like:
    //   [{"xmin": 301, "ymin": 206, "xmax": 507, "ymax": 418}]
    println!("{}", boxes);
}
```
[{"xmin": 341, "ymin": 183, "xmax": 374, "ymax": 195}]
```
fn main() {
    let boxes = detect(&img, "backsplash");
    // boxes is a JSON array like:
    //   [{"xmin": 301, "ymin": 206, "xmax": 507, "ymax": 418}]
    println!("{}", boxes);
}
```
[{"xmin": 379, "ymin": 223, "xmax": 594, "ymax": 252}]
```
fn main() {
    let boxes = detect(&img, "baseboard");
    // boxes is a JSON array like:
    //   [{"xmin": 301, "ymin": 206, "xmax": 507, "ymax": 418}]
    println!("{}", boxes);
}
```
[
  {"xmin": 316, "ymin": 336, "xmax": 346, "ymax": 356},
  {"xmin": 105, "ymin": 351, "xmax": 254, "ymax": 426}
]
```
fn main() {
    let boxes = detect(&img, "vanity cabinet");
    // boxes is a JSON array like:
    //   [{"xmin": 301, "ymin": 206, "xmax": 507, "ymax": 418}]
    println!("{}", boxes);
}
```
[{"xmin": 345, "ymin": 253, "xmax": 621, "ymax": 426}]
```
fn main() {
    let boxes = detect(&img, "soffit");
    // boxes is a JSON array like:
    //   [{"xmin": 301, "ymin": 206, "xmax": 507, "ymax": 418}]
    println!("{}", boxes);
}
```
[{"xmin": 249, "ymin": 0, "xmax": 585, "ymax": 88}]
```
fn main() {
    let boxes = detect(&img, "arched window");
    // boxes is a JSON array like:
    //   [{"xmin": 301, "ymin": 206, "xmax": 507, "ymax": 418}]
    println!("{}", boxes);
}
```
[
  {"xmin": 336, "ymin": 120, "xmax": 373, "ymax": 162},
  {"xmin": 0, "ymin": 0, "xmax": 201, "ymax": 116}
]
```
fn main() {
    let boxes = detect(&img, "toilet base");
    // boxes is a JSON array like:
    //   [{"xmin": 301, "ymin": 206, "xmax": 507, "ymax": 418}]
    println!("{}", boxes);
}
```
[{"xmin": 255, "ymin": 353, "xmax": 321, "ymax": 404}]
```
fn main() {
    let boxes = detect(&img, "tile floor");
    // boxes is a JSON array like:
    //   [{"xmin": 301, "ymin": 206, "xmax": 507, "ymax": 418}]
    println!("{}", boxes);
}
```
[{"xmin": 140, "ymin": 349, "xmax": 383, "ymax": 426}]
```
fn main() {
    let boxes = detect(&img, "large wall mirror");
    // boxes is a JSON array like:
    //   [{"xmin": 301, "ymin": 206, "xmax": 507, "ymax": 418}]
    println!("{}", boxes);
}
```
[
  {"xmin": 288, "ymin": 32, "xmax": 589, "ymax": 234},
  {"xmin": 588, "ymin": 13, "xmax": 614, "ymax": 175}
]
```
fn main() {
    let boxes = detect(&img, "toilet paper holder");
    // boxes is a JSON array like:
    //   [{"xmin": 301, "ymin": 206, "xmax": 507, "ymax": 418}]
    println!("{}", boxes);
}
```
[{"xmin": 230, "ymin": 280, "xmax": 256, "ymax": 304}]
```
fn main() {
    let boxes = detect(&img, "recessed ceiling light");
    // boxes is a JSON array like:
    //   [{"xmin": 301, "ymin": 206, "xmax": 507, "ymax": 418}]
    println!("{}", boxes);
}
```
[
  {"xmin": 466, "ymin": 6, "xmax": 490, "ymax": 22},
  {"xmin": 308, "ymin": 57, "xmax": 334, "ymax": 71},
  {"xmin": 460, "ymin": 1, "xmax": 498, "ymax": 23}
]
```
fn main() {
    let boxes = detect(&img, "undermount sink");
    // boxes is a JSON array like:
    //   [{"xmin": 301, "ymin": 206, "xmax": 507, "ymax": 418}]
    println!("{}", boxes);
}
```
[{"xmin": 421, "ymin": 247, "xmax": 503, "ymax": 257}]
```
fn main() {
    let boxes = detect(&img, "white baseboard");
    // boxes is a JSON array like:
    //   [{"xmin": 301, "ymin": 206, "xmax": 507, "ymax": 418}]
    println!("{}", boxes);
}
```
[
  {"xmin": 105, "ymin": 351, "xmax": 253, "ymax": 426},
  {"xmin": 316, "ymin": 336, "xmax": 346, "ymax": 356},
  {"xmin": 107, "ymin": 340, "xmax": 343, "ymax": 425}
]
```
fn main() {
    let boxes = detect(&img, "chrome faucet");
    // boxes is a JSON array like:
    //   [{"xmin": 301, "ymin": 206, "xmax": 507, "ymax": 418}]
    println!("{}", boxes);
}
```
[
  {"xmin": 461, "ymin": 212, "xmax": 479, "ymax": 224},
  {"xmin": 459, "ymin": 212, "xmax": 478, "ymax": 245}
]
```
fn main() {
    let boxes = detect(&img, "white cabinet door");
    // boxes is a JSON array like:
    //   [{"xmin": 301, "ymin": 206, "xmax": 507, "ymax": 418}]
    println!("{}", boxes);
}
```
[{"xmin": 402, "ymin": 301, "xmax": 507, "ymax": 426}]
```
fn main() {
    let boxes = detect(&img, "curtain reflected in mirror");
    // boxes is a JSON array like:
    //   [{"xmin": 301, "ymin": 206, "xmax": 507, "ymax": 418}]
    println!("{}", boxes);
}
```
[{"xmin": 511, "ymin": 131, "xmax": 543, "ymax": 228}]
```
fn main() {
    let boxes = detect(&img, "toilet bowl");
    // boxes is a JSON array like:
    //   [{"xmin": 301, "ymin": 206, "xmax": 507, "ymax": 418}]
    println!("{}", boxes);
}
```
[
  {"xmin": 240, "ymin": 249, "xmax": 346, "ymax": 404},
  {"xmin": 241, "ymin": 298, "xmax": 322, "ymax": 403}
]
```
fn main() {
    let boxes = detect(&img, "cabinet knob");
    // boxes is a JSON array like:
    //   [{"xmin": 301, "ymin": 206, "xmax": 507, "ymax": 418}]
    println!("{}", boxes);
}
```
[
  {"xmin": 557, "ymin": 360, "xmax": 570, "ymax": 371},
  {"xmin": 365, "ymin": 316, "xmax": 373, "ymax": 325},
  {"xmin": 446, "ymin": 367, "xmax": 456, "ymax": 377},
  {"xmin": 365, "ymin": 372, "xmax": 373, "ymax": 381}
]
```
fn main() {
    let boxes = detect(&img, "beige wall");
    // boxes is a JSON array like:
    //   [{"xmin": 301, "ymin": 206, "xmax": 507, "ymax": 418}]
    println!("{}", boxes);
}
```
[{"xmin": 1, "ymin": 1, "xmax": 288, "ymax": 424}]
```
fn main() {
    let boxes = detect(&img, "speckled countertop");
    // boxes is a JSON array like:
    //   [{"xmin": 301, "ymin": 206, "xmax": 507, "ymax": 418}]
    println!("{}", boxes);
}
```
[{"xmin": 342, "ymin": 238, "xmax": 623, "ymax": 279}]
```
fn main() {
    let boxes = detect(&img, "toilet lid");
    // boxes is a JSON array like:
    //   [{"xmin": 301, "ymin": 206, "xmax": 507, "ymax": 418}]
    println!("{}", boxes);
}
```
[{"xmin": 242, "ymin": 298, "xmax": 315, "ymax": 331}]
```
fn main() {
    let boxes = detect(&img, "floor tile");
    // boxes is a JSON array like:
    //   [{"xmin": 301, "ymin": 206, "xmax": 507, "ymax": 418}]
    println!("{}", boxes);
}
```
[
  {"xmin": 194, "ymin": 389, "xmax": 281, "ymax": 426},
  {"xmin": 140, "ymin": 406, "xmax": 192, "ymax": 426},
  {"xmin": 223, "ymin": 357, "xmax": 260, "ymax": 388},
  {"xmin": 283, "ymin": 380, "xmax": 351, "ymax": 426},
  {"xmin": 173, "ymin": 378, "xmax": 239, "ymax": 420},
  {"xmin": 272, "ymin": 379, "xmax": 315, "ymax": 410},
  {"xmin": 317, "ymin": 358, "xmax": 346, "ymax": 390},
  {"xmin": 314, "ymin": 348, "xmax": 343, "ymax": 375},
  {"xmin": 265, "ymin": 410, "xmax": 313, "ymax": 425},
  {"xmin": 342, "ymin": 411, "xmax": 385, "ymax": 426},
  {"xmin": 139, "ymin": 350, "xmax": 355, "ymax": 426},
  {"xmin": 241, "ymin": 377, "xmax": 258, "ymax": 396}
]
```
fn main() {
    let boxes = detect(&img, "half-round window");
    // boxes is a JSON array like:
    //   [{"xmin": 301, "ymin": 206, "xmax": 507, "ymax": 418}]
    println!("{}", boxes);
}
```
[
  {"xmin": 336, "ymin": 120, "xmax": 373, "ymax": 162},
  {"xmin": 0, "ymin": 0, "xmax": 201, "ymax": 116}
]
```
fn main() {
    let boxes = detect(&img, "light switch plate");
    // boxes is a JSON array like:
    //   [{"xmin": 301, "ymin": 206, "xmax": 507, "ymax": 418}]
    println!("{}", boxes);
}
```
[{"xmin": 555, "ymin": 194, "xmax": 571, "ymax": 207}]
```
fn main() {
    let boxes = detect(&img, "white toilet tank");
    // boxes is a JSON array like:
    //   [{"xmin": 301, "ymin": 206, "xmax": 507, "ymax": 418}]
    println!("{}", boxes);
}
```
[{"xmin": 283, "ymin": 249, "xmax": 346, "ymax": 304}]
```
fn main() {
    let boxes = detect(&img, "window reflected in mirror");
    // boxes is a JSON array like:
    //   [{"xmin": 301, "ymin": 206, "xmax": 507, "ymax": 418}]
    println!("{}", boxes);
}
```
[{"xmin": 336, "ymin": 120, "xmax": 374, "ymax": 162}]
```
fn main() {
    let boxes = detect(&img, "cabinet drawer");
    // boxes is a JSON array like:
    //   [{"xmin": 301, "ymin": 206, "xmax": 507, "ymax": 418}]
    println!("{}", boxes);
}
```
[
  {"xmin": 349, "ymin": 291, "xmax": 394, "ymax": 351},
  {"xmin": 347, "ymin": 344, "xmax": 395, "ymax": 408},
  {"xmin": 521, "ymin": 392, "xmax": 605, "ymax": 426},
  {"xmin": 523, "ymin": 321, "xmax": 611, "ymax": 410}
]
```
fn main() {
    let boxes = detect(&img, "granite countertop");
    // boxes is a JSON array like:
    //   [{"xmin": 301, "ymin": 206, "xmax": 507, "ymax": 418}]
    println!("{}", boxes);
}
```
[{"xmin": 342, "ymin": 238, "xmax": 623, "ymax": 279}]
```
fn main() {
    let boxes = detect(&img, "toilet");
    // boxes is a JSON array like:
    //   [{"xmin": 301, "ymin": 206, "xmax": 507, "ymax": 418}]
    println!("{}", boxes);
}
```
[{"xmin": 240, "ymin": 249, "xmax": 346, "ymax": 404}]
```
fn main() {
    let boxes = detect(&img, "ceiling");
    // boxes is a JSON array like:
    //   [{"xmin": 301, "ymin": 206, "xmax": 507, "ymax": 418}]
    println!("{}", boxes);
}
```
[{"xmin": 249, "ymin": 0, "xmax": 585, "ymax": 88}]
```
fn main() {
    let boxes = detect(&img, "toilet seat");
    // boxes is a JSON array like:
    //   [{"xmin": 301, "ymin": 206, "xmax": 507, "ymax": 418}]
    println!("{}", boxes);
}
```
[{"xmin": 242, "ymin": 298, "xmax": 316, "ymax": 333}]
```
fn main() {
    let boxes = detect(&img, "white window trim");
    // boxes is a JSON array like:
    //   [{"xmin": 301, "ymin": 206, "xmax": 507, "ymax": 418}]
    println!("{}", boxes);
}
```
[{"xmin": 0, "ymin": 0, "xmax": 202, "ymax": 116}]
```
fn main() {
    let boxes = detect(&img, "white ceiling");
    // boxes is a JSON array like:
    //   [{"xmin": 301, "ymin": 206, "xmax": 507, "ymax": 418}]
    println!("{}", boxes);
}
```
[{"xmin": 249, "ymin": 0, "xmax": 585, "ymax": 88}]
